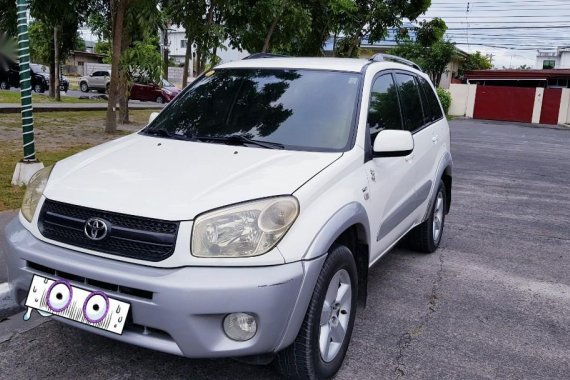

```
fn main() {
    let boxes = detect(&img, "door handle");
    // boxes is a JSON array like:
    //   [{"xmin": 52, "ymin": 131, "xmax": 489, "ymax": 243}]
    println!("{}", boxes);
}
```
[
  {"xmin": 432, "ymin": 135, "xmax": 439, "ymax": 144},
  {"xmin": 405, "ymin": 154, "xmax": 415, "ymax": 162}
]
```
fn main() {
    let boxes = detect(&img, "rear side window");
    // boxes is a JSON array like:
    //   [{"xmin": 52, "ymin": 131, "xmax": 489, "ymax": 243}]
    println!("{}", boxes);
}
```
[
  {"xmin": 395, "ymin": 73, "xmax": 424, "ymax": 132},
  {"xmin": 367, "ymin": 74, "xmax": 402, "ymax": 142},
  {"xmin": 418, "ymin": 77, "xmax": 443, "ymax": 122}
]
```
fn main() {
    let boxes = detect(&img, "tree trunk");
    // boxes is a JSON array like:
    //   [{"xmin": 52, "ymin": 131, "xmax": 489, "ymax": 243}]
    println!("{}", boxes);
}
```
[
  {"xmin": 162, "ymin": 23, "xmax": 169, "ymax": 80},
  {"xmin": 118, "ymin": 27, "xmax": 131, "ymax": 124},
  {"xmin": 105, "ymin": 0, "xmax": 127, "ymax": 133},
  {"xmin": 54, "ymin": 26, "xmax": 60, "ymax": 102},
  {"xmin": 262, "ymin": 16, "xmax": 280, "ymax": 53},
  {"xmin": 332, "ymin": 32, "xmax": 337, "ymax": 57},
  {"xmin": 48, "ymin": 42, "xmax": 55, "ymax": 98},
  {"xmin": 182, "ymin": 31, "xmax": 192, "ymax": 87}
]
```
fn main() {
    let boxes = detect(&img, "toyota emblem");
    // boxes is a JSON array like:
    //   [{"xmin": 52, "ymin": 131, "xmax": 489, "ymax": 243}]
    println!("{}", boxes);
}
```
[{"xmin": 84, "ymin": 218, "xmax": 110, "ymax": 241}]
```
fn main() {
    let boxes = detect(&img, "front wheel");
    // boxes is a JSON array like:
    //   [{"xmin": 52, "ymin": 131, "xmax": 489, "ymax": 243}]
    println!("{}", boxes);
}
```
[
  {"xmin": 407, "ymin": 179, "xmax": 447, "ymax": 253},
  {"xmin": 0, "ymin": 80, "xmax": 9, "ymax": 90},
  {"xmin": 34, "ymin": 83, "xmax": 44, "ymax": 93},
  {"xmin": 80, "ymin": 82, "xmax": 89, "ymax": 92},
  {"xmin": 276, "ymin": 245, "xmax": 357, "ymax": 379},
  {"xmin": 155, "ymin": 96, "xmax": 164, "ymax": 104}
]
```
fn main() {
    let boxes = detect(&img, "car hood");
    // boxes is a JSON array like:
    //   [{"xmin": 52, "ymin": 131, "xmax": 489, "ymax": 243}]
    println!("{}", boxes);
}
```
[{"xmin": 44, "ymin": 134, "xmax": 342, "ymax": 221}]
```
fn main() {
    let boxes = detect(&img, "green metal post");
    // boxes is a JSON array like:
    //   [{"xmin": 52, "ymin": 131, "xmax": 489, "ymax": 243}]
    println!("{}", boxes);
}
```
[{"xmin": 16, "ymin": 0, "xmax": 35, "ymax": 161}]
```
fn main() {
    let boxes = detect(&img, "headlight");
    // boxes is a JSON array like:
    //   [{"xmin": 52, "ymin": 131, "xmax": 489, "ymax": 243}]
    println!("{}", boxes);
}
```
[
  {"xmin": 191, "ymin": 196, "xmax": 299, "ymax": 258},
  {"xmin": 163, "ymin": 89, "xmax": 172, "ymax": 95},
  {"xmin": 21, "ymin": 165, "xmax": 53, "ymax": 222}
]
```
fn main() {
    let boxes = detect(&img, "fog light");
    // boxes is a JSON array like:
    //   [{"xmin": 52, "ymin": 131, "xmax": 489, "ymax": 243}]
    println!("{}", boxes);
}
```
[{"xmin": 223, "ymin": 313, "xmax": 257, "ymax": 341}]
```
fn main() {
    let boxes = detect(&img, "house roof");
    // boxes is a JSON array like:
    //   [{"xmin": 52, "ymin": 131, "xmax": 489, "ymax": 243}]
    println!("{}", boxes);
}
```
[
  {"xmin": 71, "ymin": 50, "xmax": 106, "ymax": 58},
  {"xmin": 465, "ymin": 69, "xmax": 570, "ymax": 81}
]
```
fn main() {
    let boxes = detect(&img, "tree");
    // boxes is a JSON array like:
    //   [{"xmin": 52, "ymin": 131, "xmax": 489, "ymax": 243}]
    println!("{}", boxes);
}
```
[
  {"xmin": 225, "ymin": 0, "xmax": 311, "ymax": 54},
  {"xmin": 30, "ymin": 0, "xmax": 89, "ymax": 100},
  {"xmin": 120, "ymin": 38, "xmax": 161, "ymax": 111},
  {"xmin": 166, "ymin": 0, "xmax": 226, "ymax": 83},
  {"xmin": 459, "ymin": 50, "xmax": 492, "ymax": 76},
  {"xmin": 334, "ymin": 0, "xmax": 431, "ymax": 57},
  {"xmin": 390, "ymin": 18, "xmax": 457, "ymax": 86}
]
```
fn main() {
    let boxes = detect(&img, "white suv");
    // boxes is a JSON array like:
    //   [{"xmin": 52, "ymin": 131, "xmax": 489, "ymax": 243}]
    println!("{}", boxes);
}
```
[
  {"xmin": 79, "ymin": 70, "xmax": 111, "ymax": 93},
  {"xmin": 5, "ymin": 55, "xmax": 452, "ymax": 379}
]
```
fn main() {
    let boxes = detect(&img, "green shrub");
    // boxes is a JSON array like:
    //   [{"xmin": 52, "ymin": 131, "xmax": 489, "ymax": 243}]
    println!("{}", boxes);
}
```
[{"xmin": 436, "ymin": 87, "xmax": 451, "ymax": 115}]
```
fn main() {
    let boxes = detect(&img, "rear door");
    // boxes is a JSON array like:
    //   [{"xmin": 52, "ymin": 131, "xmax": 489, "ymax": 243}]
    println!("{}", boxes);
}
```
[{"xmin": 395, "ymin": 72, "xmax": 443, "ymax": 223}]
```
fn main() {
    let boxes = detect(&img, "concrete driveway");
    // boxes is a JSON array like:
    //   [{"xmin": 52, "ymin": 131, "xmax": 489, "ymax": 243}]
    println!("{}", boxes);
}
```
[{"xmin": 0, "ymin": 119, "xmax": 568, "ymax": 379}]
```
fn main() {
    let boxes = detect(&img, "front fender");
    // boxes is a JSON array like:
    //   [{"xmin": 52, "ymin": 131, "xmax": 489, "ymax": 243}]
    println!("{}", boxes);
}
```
[{"xmin": 302, "ymin": 202, "xmax": 370, "ymax": 261}]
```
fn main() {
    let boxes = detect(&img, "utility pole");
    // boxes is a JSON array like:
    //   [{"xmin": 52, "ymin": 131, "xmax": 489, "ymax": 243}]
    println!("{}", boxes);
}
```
[{"xmin": 12, "ymin": 0, "xmax": 44, "ymax": 186}]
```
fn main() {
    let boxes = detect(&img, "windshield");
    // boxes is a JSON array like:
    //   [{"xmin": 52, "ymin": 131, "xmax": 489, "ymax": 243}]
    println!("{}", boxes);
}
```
[
  {"xmin": 30, "ymin": 64, "xmax": 49, "ymax": 74},
  {"xmin": 142, "ymin": 68, "xmax": 361, "ymax": 151},
  {"xmin": 161, "ymin": 79, "xmax": 175, "ymax": 88}
]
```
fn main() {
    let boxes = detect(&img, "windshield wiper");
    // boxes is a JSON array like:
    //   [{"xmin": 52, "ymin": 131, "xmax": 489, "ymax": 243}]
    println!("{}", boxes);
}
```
[
  {"xmin": 194, "ymin": 135, "xmax": 285, "ymax": 149},
  {"xmin": 144, "ymin": 129, "xmax": 195, "ymax": 141}
]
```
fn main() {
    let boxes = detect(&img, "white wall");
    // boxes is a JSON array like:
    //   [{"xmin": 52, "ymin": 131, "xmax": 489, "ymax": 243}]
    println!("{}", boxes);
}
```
[{"xmin": 449, "ymin": 83, "xmax": 477, "ymax": 117}]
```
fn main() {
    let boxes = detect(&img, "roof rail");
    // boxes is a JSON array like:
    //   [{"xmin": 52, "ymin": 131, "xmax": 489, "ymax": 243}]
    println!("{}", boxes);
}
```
[
  {"xmin": 369, "ymin": 54, "xmax": 422, "ymax": 71},
  {"xmin": 243, "ymin": 53, "xmax": 287, "ymax": 60}
]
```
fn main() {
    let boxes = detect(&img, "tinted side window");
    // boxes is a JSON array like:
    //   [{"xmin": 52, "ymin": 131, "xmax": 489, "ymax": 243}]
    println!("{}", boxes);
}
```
[
  {"xmin": 91, "ymin": 71, "xmax": 101, "ymax": 77},
  {"xmin": 395, "ymin": 73, "xmax": 424, "ymax": 132},
  {"xmin": 416, "ymin": 77, "xmax": 433, "ymax": 125},
  {"xmin": 418, "ymin": 77, "xmax": 444, "ymax": 121},
  {"xmin": 367, "ymin": 74, "xmax": 402, "ymax": 142}
]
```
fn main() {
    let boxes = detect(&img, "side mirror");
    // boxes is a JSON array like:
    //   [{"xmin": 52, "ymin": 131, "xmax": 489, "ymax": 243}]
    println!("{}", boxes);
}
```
[
  {"xmin": 373, "ymin": 130, "xmax": 414, "ymax": 157},
  {"xmin": 148, "ymin": 112, "xmax": 159, "ymax": 124}
]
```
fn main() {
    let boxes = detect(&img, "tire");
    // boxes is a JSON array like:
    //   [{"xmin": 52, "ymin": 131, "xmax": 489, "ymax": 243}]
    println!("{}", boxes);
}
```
[
  {"xmin": 105, "ymin": 83, "xmax": 110, "ymax": 94},
  {"xmin": 276, "ymin": 245, "xmax": 358, "ymax": 380},
  {"xmin": 155, "ymin": 96, "xmax": 164, "ymax": 104},
  {"xmin": 0, "ymin": 81, "xmax": 9, "ymax": 90},
  {"xmin": 34, "ymin": 83, "xmax": 44, "ymax": 93},
  {"xmin": 80, "ymin": 82, "xmax": 89, "ymax": 92},
  {"xmin": 407, "ymin": 179, "xmax": 446, "ymax": 253}
]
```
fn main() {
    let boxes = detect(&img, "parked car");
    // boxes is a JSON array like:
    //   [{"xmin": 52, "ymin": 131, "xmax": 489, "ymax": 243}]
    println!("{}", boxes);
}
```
[
  {"xmin": 130, "ymin": 78, "xmax": 181, "ymax": 103},
  {"xmin": 0, "ymin": 62, "xmax": 68, "ymax": 92},
  {"xmin": 5, "ymin": 55, "xmax": 452, "ymax": 379},
  {"xmin": 0, "ymin": 62, "xmax": 52, "ymax": 93},
  {"xmin": 79, "ymin": 70, "xmax": 111, "ymax": 93}
]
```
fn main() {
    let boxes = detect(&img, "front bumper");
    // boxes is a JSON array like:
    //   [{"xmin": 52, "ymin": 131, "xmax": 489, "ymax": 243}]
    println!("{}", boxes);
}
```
[{"xmin": 3, "ymin": 217, "xmax": 325, "ymax": 358}]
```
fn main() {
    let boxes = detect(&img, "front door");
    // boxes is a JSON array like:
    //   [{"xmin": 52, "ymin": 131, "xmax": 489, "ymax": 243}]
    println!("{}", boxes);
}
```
[{"xmin": 363, "ymin": 72, "xmax": 419, "ymax": 262}]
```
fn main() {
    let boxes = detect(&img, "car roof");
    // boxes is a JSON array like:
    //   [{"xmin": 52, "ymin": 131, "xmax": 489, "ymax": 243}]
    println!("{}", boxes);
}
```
[{"xmin": 217, "ymin": 57, "xmax": 372, "ymax": 73}]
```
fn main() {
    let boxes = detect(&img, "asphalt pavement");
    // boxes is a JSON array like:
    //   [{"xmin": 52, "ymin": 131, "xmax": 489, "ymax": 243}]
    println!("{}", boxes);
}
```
[{"xmin": 0, "ymin": 119, "xmax": 569, "ymax": 379}]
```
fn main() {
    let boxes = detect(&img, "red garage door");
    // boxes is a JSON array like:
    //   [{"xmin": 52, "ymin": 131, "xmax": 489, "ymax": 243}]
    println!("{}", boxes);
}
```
[
  {"xmin": 540, "ymin": 88, "xmax": 562, "ymax": 125},
  {"xmin": 474, "ymin": 86, "xmax": 536, "ymax": 123}
]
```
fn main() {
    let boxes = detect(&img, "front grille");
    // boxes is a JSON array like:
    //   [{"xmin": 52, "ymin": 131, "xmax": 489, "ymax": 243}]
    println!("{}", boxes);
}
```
[
  {"xmin": 38, "ymin": 199, "xmax": 179, "ymax": 262},
  {"xmin": 27, "ymin": 261, "xmax": 154, "ymax": 300}
]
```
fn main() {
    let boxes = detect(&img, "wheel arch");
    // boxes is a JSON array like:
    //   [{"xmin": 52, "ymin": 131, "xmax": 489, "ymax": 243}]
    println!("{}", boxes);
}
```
[{"xmin": 275, "ymin": 203, "xmax": 371, "ymax": 351}]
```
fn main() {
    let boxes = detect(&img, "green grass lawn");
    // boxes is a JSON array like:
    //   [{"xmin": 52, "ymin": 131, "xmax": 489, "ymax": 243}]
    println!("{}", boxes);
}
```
[
  {"xmin": 0, "ymin": 110, "xmax": 153, "ymax": 211},
  {"xmin": 0, "ymin": 91, "xmax": 105, "ymax": 104}
]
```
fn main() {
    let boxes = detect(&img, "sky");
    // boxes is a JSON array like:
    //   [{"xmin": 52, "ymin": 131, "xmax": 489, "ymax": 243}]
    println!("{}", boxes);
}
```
[{"xmin": 416, "ymin": 0, "xmax": 570, "ymax": 69}]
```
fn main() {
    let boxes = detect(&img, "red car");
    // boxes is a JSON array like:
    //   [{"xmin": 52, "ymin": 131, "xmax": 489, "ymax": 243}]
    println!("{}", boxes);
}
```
[{"xmin": 129, "ymin": 79, "xmax": 181, "ymax": 104}]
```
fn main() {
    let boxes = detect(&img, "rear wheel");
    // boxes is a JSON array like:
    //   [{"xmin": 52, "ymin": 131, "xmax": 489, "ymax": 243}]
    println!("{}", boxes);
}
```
[
  {"xmin": 407, "ymin": 180, "xmax": 446, "ymax": 253},
  {"xmin": 276, "ymin": 245, "xmax": 357, "ymax": 379}
]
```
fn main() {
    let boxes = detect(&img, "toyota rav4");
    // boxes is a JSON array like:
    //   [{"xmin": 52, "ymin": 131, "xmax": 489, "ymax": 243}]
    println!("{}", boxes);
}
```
[{"xmin": 4, "ymin": 54, "xmax": 452, "ymax": 379}]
